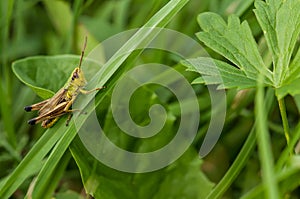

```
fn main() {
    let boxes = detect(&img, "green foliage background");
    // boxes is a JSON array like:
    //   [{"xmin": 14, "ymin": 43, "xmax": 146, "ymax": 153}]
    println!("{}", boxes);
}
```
[{"xmin": 1, "ymin": 0, "xmax": 300, "ymax": 198}]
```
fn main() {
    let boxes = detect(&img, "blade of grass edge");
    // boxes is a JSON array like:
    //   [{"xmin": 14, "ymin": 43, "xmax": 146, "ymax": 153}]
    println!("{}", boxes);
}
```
[
  {"xmin": 275, "ymin": 122, "xmax": 300, "ymax": 171},
  {"xmin": 26, "ymin": 152, "xmax": 71, "ymax": 199},
  {"xmin": 255, "ymin": 75, "xmax": 279, "ymax": 199},
  {"xmin": 31, "ymin": 0, "xmax": 190, "ymax": 197},
  {"xmin": 0, "ymin": 123, "xmax": 64, "ymax": 198},
  {"xmin": 205, "ymin": 88, "xmax": 274, "ymax": 199},
  {"xmin": 241, "ymin": 166, "xmax": 300, "ymax": 198}
]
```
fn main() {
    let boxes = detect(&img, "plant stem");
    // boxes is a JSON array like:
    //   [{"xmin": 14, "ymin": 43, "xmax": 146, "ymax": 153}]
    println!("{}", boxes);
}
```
[
  {"xmin": 256, "ymin": 78, "xmax": 279, "ymax": 199},
  {"xmin": 206, "ymin": 88, "xmax": 274, "ymax": 199},
  {"xmin": 278, "ymin": 98, "xmax": 290, "ymax": 147}
]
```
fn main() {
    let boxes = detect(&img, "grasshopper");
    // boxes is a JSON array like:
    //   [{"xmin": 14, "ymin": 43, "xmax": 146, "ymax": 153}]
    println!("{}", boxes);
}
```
[{"xmin": 25, "ymin": 37, "xmax": 103, "ymax": 128}]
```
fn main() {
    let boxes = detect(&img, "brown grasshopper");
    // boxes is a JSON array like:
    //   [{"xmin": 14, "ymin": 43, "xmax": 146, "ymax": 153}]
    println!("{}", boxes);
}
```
[{"xmin": 25, "ymin": 37, "xmax": 103, "ymax": 128}]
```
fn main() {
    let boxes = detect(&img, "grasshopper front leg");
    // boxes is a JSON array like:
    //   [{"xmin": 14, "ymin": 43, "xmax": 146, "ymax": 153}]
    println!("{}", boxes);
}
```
[
  {"xmin": 63, "ymin": 98, "xmax": 83, "ymax": 126},
  {"xmin": 63, "ymin": 87, "xmax": 104, "ymax": 126},
  {"xmin": 79, "ymin": 86, "xmax": 105, "ymax": 95}
]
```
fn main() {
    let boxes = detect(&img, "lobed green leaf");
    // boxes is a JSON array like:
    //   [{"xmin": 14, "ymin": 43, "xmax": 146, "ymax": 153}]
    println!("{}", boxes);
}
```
[
  {"xmin": 197, "ymin": 12, "xmax": 273, "ymax": 84},
  {"xmin": 254, "ymin": 0, "xmax": 300, "ymax": 86},
  {"xmin": 182, "ymin": 57, "xmax": 259, "ymax": 89}
]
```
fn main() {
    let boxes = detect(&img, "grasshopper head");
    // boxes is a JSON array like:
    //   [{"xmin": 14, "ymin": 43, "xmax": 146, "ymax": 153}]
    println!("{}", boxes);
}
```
[
  {"xmin": 71, "ymin": 67, "xmax": 87, "ymax": 87},
  {"xmin": 71, "ymin": 37, "xmax": 88, "ymax": 87}
]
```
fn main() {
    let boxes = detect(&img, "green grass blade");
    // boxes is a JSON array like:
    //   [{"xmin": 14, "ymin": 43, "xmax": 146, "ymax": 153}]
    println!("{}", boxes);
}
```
[
  {"xmin": 31, "ymin": 141, "xmax": 73, "ymax": 199},
  {"xmin": 206, "ymin": 88, "xmax": 274, "ymax": 199},
  {"xmin": 276, "ymin": 122, "xmax": 300, "ymax": 171},
  {"xmin": 43, "ymin": 0, "xmax": 72, "ymax": 38},
  {"xmin": 0, "ymin": 124, "xmax": 64, "ymax": 198},
  {"xmin": 255, "ymin": 75, "xmax": 279, "ymax": 199},
  {"xmin": 242, "ymin": 166, "xmax": 300, "ymax": 198},
  {"xmin": 0, "ymin": 81, "xmax": 16, "ymax": 147},
  {"xmin": 0, "ymin": 0, "xmax": 17, "ymax": 148}
]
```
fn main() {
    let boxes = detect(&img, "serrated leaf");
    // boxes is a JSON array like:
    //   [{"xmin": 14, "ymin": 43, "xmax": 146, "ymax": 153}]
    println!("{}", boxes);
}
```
[
  {"xmin": 12, "ymin": 55, "xmax": 101, "ymax": 99},
  {"xmin": 196, "ymin": 12, "xmax": 273, "ymax": 83},
  {"xmin": 192, "ymin": 3, "xmax": 300, "ymax": 98},
  {"xmin": 275, "ymin": 78, "xmax": 300, "ymax": 99},
  {"xmin": 182, "ymin": 57, "xmax": 259, "ymax": 89},
  {"xmin": 191, "ymin": 76, "xmax": 204, "ymax": 84},
  {"xmin": 286, "ymin": 47, "xmax": 300, "ymax": 83},
  {"xmin": 254, "ymin": 0, "xmax": 300, "ymax": 85}
]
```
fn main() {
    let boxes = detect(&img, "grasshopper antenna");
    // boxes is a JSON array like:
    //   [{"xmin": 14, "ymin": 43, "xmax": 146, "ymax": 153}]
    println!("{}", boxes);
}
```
[{"xmin": 78, "ymin": 36, "xmax": 87, "ymax": 68}]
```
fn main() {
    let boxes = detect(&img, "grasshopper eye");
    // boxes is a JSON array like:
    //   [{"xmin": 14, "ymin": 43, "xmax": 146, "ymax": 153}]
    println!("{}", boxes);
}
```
[{"xmin": 72, "ymin": 71, "xmax": 79, "ymax": 80}]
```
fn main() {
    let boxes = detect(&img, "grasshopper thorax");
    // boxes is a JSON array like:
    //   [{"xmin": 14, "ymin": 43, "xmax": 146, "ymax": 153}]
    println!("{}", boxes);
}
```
[
  {"xmin": 64, "ymin": 67, "xmax": 88, "ymax": 100},
  {"xmin": 71, "ymin": 67, "xmax": 87, "ymax": 87}
]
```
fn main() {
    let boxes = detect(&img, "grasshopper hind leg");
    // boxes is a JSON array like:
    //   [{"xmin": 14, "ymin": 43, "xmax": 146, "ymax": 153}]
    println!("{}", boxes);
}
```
[
  {"xmin": 27, "ymin": 117, "xmax": 59, "ymax": 128},
  {"xmin": 42, "ymin": 118, "xmax": 59, "ymax": 128},
  {"xmin": 43, "ymin": 113, "xmax": 73, "ymax": 127}
]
